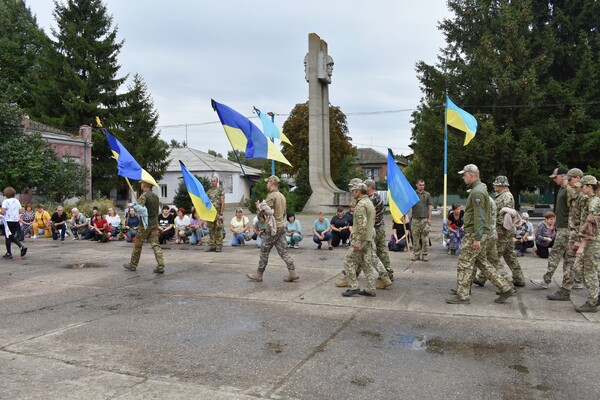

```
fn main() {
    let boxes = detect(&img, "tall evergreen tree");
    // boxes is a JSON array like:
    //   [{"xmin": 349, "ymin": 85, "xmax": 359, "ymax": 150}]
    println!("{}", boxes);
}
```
[{"xmin": 0, "ymin": 0, "xmax": 49, "ymax": 109}]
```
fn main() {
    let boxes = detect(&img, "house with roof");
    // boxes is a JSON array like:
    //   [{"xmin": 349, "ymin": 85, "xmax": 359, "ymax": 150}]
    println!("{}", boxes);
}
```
[
  {"xmin": 356, "ymin": 148, "xmax": 408, "ymax": 183},
  {"xmin": 159, "ymin": 147, "xmax": 263, "ymax": 205}
]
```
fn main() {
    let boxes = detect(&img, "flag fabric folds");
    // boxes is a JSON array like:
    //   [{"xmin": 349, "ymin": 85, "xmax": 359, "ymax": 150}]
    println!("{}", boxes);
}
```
[
  {"xmin": 387, "ymin": 149, "xmax": 419, "ymax": 224},
  {"xmin": 212, "ymin": 100, "xmax": 292, "ymax": 166},
  {"xmin": 102, "ymin": 129, "xmax": 159, "ymax": 187},
  {"xmin": 179, "ymin": 161, "xmax": 217, "ymax": 222},
  {"xmin": 446, "ymin": 94, "xmax": 478, "ymax": 146},
  {"xmin": 254, "ymin": 107, "xmax": 292, "ymax": 145}
]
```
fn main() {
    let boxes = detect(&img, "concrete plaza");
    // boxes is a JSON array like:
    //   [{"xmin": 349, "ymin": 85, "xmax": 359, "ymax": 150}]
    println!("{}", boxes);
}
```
[{"xmin": 1, "ymin": 212, "xmax": 598, "ymax": 399}]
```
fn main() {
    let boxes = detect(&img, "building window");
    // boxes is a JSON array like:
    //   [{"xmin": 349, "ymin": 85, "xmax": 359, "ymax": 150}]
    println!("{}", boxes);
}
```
[
  {"xmin": 363, "ymin": 167, "xmax": 380, "ymax": 181},
  {"xmin": 160, "ymin": 185, "xmax": 168, "ymax": 198}
]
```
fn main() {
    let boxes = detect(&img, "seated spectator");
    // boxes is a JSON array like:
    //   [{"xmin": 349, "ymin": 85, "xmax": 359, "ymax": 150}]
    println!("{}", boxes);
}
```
[
  {"xmin": 346, "ymin": 202, "xmax": 355, "ymax": 229},
  {"xmin": 158, "ymin": 206, "xmax": 175, "ymax": 244},
  {"xmin": 19, "ymin": 204, "xmax": 35, "ymax": 239},
  {"xmin": 32, "ymin": 204, "xmax": 52, "ymax": 238},
  {"xmin": 446, "ymin": 204, "xmax": 464, "ymax": 255},
  {"xmin": 285, "ymin": 212, "xmax": 303, "ymax": 248},
  {"xmin": 230, "ymin": 208, "xmax": 250, "ymax": 246},
  {"xmin": 124, "ymin": 207, "xmax": 139, "ymax": 243},
  {"xmin": 312, "ymin": 211, "xmax": 333, "ymax": 250},
  {"xmin": 175, "ymin": 208, "xmax": 192, "ymax": 244},
  {"xmin": 514, "ymin": 212, "xmax": 535, "ymax": 256},
  {"xmin": 90, "ymin": 210, "xmax": 109, "ymax": 242},
  {"xmin": 252, "ymin": 212, "xmax": 267, "ymax": 248},
  {"xmin": 105, "ymin": 207, "xmax": 121, "ymax": 239},
  {"xmin": 330, "ymin": 207, "xmax": 350, "ymax": 247},
  {"xmin": 50, "ymin": 205, "xmax": 68, "ymax": 241},
  {"xmin": 189, "ymin": 211, "xmax": 203, "ymax": 245},
  {"xmin": 70, "ymin": 208, "xmax": 90, "ymax": 240},
  {"xmin": 535, "ymin": 211, "xmax": 556, "ymax": 259},
  {"xmin": 389, "ymin": 217, "xmax": 410, "ymax": 252}
]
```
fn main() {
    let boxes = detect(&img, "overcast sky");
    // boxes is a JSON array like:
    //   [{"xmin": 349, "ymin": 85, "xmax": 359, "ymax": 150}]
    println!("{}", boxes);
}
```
[{"xmin": 25, "ymin": 0, "xmax": 451, "ymax": 161}]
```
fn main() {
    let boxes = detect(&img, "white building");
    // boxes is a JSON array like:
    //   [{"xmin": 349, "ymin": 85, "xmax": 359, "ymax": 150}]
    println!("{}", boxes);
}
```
[{"xmin": 158, "ymin": 147, "xmax": 263, "ymax": 205}]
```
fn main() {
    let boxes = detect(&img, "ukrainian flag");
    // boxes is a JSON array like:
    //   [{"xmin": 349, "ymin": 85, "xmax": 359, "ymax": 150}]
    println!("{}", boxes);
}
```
[
  {"xmin": 254, "ymin": 107, "xmax": 292, "ymax": 145},
  {"xmin": 179, "ymin": 161, "xmax": 217, "ymax": 222},
  {"xmin": 446, "ymin": 94, "xmax": 478, "ymax": 146},
  {"xmin": 103, "ymin": 129, "xmax": 159, "ymax": 187},
  {"xmin": 212, "ymin": 100, "xmax": 292, "ymax": 166},
  {"xmin": 387, "ymin": 149, "xmax": 419, "ymax": 224}
]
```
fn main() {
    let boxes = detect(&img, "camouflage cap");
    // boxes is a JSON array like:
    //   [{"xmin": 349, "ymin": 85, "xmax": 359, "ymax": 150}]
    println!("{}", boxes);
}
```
[
  {"xmin": 349, "ymin": 182, "xmax": 367, "ymax": 191},
  {"xmin": 264, "ymin": 175, "xmax": 280, "ymax": 184},
  {"xmin": 348, "ymin": 178, "xmax": 363, "ymax": 189},
  {"xmin": 458, "ymin": 164, "xmax": 479, "ymax": 174},
  {"xmin": 581, "ymin": 175, "xmax": 598, "ymax": 186},
  {"xmin": 493, "ymin": 176, "xmax": 510, "ymax": 186},
  {"xmin": 364, "ymin": 179, "xmax": 377, "ymax": 189},
  {"xmin": 567, "ymin": 168, "xmax": 584, "ymax": 178}
]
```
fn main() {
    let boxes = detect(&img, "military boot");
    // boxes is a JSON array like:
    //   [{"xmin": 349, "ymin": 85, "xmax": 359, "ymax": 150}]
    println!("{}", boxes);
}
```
[
  {"xmin": 575, "ymin": 302, "xmax": 597, "ymax": 313},
  {"xmin": 547, "ymin": 288, "xmax": 570, "ymax": 301},
  {"xmin": 335, "ymin": 277, "xmax": 349, "ymax": 287},
  {"xmin": 376, "ymin": 276, "xmax": 393, "ymax": 289},
  {"xmin": 445, "ymin": 295, "xmax": 470, "ymax": 304},
  {"xmin": 246, "ymin": 270, "xmax": 263, "ymax": 282},
  {"xmin": 123, "ymin": 263, "xmax": 137, "ymax": 271},
  {"xmin": 283, "ymin": 270, "xmax": 299, "ymax": 282}
]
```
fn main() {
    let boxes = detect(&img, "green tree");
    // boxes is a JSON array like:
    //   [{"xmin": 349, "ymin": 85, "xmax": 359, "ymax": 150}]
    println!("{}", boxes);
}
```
[
  {"xmin": 208, "ymin": 149, "xmax": 223, "ymax": 158},
  {"xmin": 36, "ymin": 157, "xmax": 88, "ymax": 202},
  {"xmin": 281, "ymin": 102, "xmax": 356, "ymax": 183},
  {"xmin": 170, "ymin": 139, "xmax": 185, "ymax": 148},
  {"xmin": 0, "ymin": 0, "xmax": 49, "ymax": 109},
  {"xmin": 172, "ymin": 175, "xmax": 211, "ymax": 213}
]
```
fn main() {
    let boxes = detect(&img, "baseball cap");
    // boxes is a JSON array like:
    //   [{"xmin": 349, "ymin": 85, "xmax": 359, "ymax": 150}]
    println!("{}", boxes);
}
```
[
  {"xmin": 581, "ymin": 175, "xmax": 598, "ymax": 186},
  {"xmin": 265, "ymin": 175, "xmax": 280, "ymax": 184},
  {"xmin": 349, "ymin": 182, "xmax": 367, "ymax": 191},
  {"xmin": 549, "ymin": 167, "xmax": 567, "ymax": 178},
  {"xmin": 458, "ymin": 164, "xmax": 479, "ymax": 174},
  {"xmin": 364, "ymin": 179, "xmax": 377, "ymax": 189},
  {"xmin": 567, "ymin": 168, "xmax": 584, "ymax": 179}
]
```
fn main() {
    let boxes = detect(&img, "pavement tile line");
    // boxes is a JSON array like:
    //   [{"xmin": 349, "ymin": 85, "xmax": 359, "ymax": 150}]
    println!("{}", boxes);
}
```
[{"xmin": 264, "ymin": 311, "xmax": 358, "ymax": 399}]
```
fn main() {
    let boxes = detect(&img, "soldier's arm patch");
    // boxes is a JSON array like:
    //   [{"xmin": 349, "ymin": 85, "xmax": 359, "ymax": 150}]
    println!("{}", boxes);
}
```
[{"xmin": 475, "ymin": 198, "xmax": 481, "ymax": 206}]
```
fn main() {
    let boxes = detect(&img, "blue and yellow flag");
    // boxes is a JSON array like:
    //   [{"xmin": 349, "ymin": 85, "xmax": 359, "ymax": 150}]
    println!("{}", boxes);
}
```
[
  {"xmin": 212, "ymin": 100, "xmax": 292, "ymax": 166},
  {"xmin": 387, "ymin": 149, "xmax": 419, "ymax": 224},
  {"xmin": 446, "ymin": 94, "xmax": 478, "ymax": 146},
  {"xmin": 179, "ymin": 161, "xmax": 217, "ymax": 222},
  {"xmin": 97, "ymin": 117, "xmax": 159, "ymax": 187},
  {"xmin": 254, "ymin": 107, "xmax": 292, "ymax": 145}
]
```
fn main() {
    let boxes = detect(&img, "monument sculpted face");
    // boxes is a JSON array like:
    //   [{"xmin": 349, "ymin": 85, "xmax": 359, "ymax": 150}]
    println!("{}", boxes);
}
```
[{"xmin": 304, "ymin": 52, "xmax": 334, "ymax": 84}]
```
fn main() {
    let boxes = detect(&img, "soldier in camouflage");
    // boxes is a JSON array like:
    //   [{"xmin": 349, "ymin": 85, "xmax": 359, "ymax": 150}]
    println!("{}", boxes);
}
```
[
  {"xmin": 123, "ymin": 181, "xmax": 165, "ymax": 273},
  {"xmin": 491, "ymin": 176, "xmax": 526, "ymax": 287},
  {"xmin": 205, "ymin": 176, "xmax": 225, "ymax": 252},
  {"xmin": 365, "ymin": 179, "xmax": 393, "ymax": 285},
  {"xmin": 473, "ymin": 195, "xmax": 502, "ymax": 286},
  {"xmin": 341, "ymin": 181, "xmax": 377, "ymax": 297},
  {"xmin": 574, "ymin": 175, "xmax": 600, "ymax": 313},
  {"xmin": 446, "ymin": 164, "xmax": 514, "ymax": 305},
  {"xmin": 411, "ymin": 179, "xmax": 432, "ymax": 261},
  {"xmin": 246, "ymin": 175, "xmax": 298, "ymax": 283}
]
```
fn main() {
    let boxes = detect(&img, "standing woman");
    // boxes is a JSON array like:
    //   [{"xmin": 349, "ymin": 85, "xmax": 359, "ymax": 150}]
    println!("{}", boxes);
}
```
[{"xmin": 1, "ymin": 187, "xmax": 27, "ymax": 259}]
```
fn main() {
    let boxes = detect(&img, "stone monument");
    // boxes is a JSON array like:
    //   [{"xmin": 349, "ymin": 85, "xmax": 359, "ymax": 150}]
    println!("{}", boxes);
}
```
[{"xmin": 302, "ymin": 33, "xmax": 350, "ymax": 213}]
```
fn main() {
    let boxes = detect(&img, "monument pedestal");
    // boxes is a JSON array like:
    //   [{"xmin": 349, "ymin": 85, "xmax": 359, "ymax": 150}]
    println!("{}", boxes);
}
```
[{"xmin": 304, "ymin": 189, "xmax": 351, "ymax": 213}]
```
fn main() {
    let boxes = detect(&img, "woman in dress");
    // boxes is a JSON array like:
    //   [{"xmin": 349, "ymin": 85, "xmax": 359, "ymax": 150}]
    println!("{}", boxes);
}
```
[{"xmin": 19, "ymin": 204, "xmax": 35, "ymax": 239}]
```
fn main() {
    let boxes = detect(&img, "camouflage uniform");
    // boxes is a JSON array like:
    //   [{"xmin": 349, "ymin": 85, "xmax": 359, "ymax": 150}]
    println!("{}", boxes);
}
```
[
  {"xmin": 543, "ymin": 185, "xmax": 570, "ymax": 283},
  {"xmin": 454, "ymin": 179, "xmax": 512, "ymax": 301},
  {"xmin": 565, "ymin": 188, "xmax": 588, "ymax": 291},
  {"xmin": 475, "ymin": 196, "xmax": 502, "ymax": 285},
  {"xmin": 206, "ymin": 185, "xmax": 225, "ymax": 250},
  {"xmin": 494, "ymin": 188, "xmax": 526, "ymax": 285},
  {"xmin": 369, "ymin": 191, "xmax": 392, "ymax": 278},
  {"xmin": 578, "ymin": 195, "xmax": 600, "ymax": 306},
  {"xmin": 345, "ymin": 194, "xmax": 377, "ymax": 293},
  {"xmin": 128, "ymin": 189, "xmax": 164, "ymax": 271},
  {"xmin": 411, "ymin": 190, "xmax": 431, "ymax": 258},
  {"xmin": 258, "ymin": 189, "xmax": 295, "ymax": 273}
]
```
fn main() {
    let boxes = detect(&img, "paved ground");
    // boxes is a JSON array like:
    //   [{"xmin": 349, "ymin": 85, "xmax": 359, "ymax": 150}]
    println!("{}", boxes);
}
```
[{"xmin": 1, "ymin": 211, "xmax": 599, "ymax": 400}]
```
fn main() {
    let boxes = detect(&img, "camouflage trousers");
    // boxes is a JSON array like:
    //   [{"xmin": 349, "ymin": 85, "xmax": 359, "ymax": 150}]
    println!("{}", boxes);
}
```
[
  {"xmin": 474, "ymin": 234, "xmax": 504, "ymax": 284},
  {"xmin": 345, "ymin": 241, "xmax": 376, "ymax": 293},
  {"xmin": 207, "ymin": 217, "xmax": 224, "ymax": 249},
  {"xmin": 576, "ymin": 240, "xmax": 600, "ymax": 305},
  {"xmin": 412, "ymin": 218, "xmax": 430, "ymax": 257},
  {"xmin": 495, "ymin": 228, "xmax": 525, "ymax": 285},
  {"xmin": 560, "ymin": 230, "xmax": 581, "ymax": 291},
  {"xmin": 258, "ymin": 227, "xmax": 295, "ymax": 273},
  {"xmin": 375, "ymin": 225, "xmax": 392, "ymax": 276},
  {"xmin": 455, "ymin": 233, "xmax": 512, "ymax": 300},
  {"xmin": 129, "ymin": 225, "xmax": 164, "ymax": 269},
  {"xmin": 543, "ymin": 228, "xmax": 572, "ymax": 284},
  {"xmin": 356, "ymin": 241, "xmax": 389, "ymax": 278}
]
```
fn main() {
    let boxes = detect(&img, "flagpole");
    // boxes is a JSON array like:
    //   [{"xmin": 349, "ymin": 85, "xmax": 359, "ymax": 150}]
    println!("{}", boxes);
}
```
[
  {"xmin": 268, "ymin": 112, "xmax": 275, "ymax": 176},
  {"xmin": 125, "ymin": 178, "xmax": 138, "ymax": 203},
  {"xmin": 443, "ymin": 91, "xmax": 448, "ymax": 227}
]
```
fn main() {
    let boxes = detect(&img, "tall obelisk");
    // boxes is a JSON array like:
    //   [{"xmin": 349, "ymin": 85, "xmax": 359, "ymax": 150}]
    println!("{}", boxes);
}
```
[{"xmin": 302, "ymin": 33, "xmax": 350, "ymax": 212}]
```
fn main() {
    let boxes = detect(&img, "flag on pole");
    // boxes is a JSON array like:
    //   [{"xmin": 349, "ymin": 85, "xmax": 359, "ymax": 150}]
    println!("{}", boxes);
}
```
[
  {"xmin": 96, "ymin": 117, "xmax": 159, "ymax": 187},
  {"xmin": 179, "ymin": 161, "xmax": 217, "ymax": 222},
  {"xmin": 254, "ymin": 107, "xmax": 292, "ymax": 145},
  {"xmin": 211, "ymin": 100, "xmax": 292, "ymax": 166},
  {"xmin": 387, "ymin": 149, "xmax": 419, "ymax": 224},
  {"xmin": 446, "ymin": 94, "xmax": 478, "ymax": 146}
]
